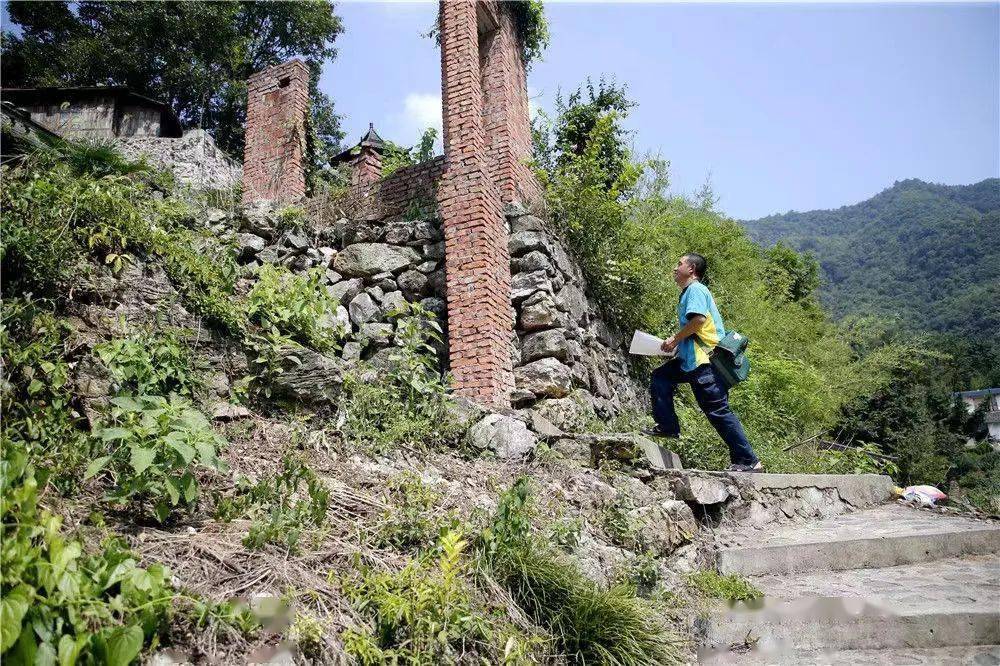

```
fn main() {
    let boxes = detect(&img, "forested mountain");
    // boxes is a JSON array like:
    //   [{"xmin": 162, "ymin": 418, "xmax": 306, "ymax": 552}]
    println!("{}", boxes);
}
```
[{"xmin": 743, "ymin": 178, "xmax": 1000, "ymax": 342}]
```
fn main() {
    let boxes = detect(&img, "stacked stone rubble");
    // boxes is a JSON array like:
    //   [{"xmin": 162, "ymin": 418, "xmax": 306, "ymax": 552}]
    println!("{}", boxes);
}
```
[
  {"xmin": 505, "ymin": 206, "xmax": 643, "ymax": 417},
  {"xmin": 237, "ymin": 205, "xmax": 448, "ymax": 369}
]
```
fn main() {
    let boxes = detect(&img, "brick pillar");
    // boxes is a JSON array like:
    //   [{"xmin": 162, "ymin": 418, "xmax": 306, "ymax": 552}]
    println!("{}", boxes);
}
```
[
  {"xmin": 438, "ymin": 0, "xmax": 514, "ymax": 407},
  {"xmin": 243, "ymin": 59, "xmax": 309, "ymax": 204},
  {"xmin": 480, "ymin": 3, "xmax": 541, "ymax": 206},
  {"xmin": 350, "ymin": 147, "xmax": 383, "ymax": 188}
]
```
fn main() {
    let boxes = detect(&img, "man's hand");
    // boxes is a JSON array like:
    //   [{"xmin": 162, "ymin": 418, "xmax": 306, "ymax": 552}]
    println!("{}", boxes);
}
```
[{"xmin": 661, "ymin": 336, "xmax": 678, "ymax": 353}]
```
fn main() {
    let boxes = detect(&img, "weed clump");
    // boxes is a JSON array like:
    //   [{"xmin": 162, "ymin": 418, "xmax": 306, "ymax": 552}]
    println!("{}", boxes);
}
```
[
  {"xmin": 479, "ymin": 478, "xmax": 685, "ymax": 665},
  {"xmin": 687, "ymin": 570, "xmax": 762, "ymax": 603},
  {"xmin": 1, "ymin": 450, "xmax": 173, "ymax": 663},
  {"xmin": 214, "ymin": 454, "xmax": 330, "ymax": 553}
]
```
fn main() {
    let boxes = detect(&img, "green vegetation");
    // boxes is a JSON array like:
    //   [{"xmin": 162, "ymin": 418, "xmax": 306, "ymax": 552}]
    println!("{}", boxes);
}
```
[
  {"xmin": 214, "ymin": 454, "xmax": 331, "ymax": 553},
  {"xmin": 380, "ymin": 127, "xmax": 439, "ymax": 178},
  {"xmin": 1, "ymin": 300, "xmax": 95, "ymax": 492},
  {"xmin": 96, "ymin": 326, "xmax": 199, "ymax": 398},
  {"xmin": 339, "ymin": 303, "xmax": 462, "ymax": 452},
  {"xmin": 2, "ymin": 0, "xmax": 346, "ymax": 171},
  {"xmin": 687, "ymin": 570, "xmax": 762, "ymax": 603},
  {"xmin": 246, "ymin": 264, "xmax": 343, "ymax": 351},
  {"xmin": 87, "ymin": 395, "xmax": 227, "ymax": 523},
  {"xmin": 479, "ymin": 478, "xmax": 684, "ymax": 665},
  {"xmin": 342, "ymin": 530, "xmax": 492, "ymax": 665},
  {"xmin": 374, "ymin": 472, "xmax": 454, "ymax": 553},
  {"xmin": 1, "ymin": 450, "xmax": 173, "ymax": 664}
]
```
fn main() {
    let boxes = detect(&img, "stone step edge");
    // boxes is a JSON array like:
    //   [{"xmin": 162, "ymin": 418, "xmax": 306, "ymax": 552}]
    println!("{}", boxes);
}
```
[
  {"xmin": 705, "ymin": 609, "xmax": 1000, "ymax": 652},
  {"xmin": 719, "ymin": 527, "xmax": 1000, "ymax": 576}
]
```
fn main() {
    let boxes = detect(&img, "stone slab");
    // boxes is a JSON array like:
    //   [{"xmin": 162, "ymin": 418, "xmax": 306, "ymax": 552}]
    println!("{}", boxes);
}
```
[
  {"xmin": 707, "ymin": 555, "xmax": 1000, "ymax": 652},
  {"xmin": 730, "ymin": 472, "xmax": 895, "ymax": 507},
  {"xmin": 700, "ymin": 644, "xmax": 1000, "ymax": 665},
  {"xmin": 719, "ymin": 504, "xmax": 1000, "ymax": 575}
]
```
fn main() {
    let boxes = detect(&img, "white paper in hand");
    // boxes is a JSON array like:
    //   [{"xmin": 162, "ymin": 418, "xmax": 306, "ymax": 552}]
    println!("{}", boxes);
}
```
[{"xmin": 629, "ymin": 330, "xmax": 673, "ymax": 357}]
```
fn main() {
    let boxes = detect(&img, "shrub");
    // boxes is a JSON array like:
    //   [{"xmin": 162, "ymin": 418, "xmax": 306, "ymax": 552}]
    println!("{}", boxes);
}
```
[
  {"xmin": 246, "ymin": 264, "xmax": 343, "ymax": 352},
  {"xmin": 373, "ymin": 472, "xmax": 454, "ymax": 553},
  {"xmin": 213, "ymin": 454, "xmax": 330, "ymax": 553},
  {"xmin": 1, "ymin": 449, "xmax": 172, "ymax": 664},
  {"xmin": 479, "ymin": 479, "xmax": 684, "ymax": 665},
  {"xmin": 342, "ymin": 530, "xmax": 491, "ymax": 665},
  {"xmin": 95, "ymin": 325, "xmax": 198, "ymax": 397},
  {"xmin": 339, "ymin": 304, "xmax": 461, "ymax": 452},
  {"xmin": 86, "ymin": 395, "xmax": 228, "ymax": 522},
  {"xmin": 0, "ymin": 299, "xmax": 95, "ymax": 493}
]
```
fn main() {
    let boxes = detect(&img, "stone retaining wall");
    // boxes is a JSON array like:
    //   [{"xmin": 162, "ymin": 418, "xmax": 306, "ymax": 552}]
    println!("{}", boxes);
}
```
[
  {"xmin": 116, "ymin": 129, "xmax": 240, "ymax": 191},
  {"xmin": 505, "ymin": 206, "xmax": 644, "ymax": 417}
]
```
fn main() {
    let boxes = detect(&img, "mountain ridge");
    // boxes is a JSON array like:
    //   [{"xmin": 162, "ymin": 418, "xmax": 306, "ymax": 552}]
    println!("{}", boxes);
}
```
[{"xmin": 742, "ymin": 177, "xmax": 1000, "ymax": 341}]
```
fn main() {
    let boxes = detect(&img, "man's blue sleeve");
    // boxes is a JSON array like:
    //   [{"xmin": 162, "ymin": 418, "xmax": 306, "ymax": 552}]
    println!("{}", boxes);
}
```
[{"xmin": 683, "ymin": 287, "xmax": 709, "ymax": 321}]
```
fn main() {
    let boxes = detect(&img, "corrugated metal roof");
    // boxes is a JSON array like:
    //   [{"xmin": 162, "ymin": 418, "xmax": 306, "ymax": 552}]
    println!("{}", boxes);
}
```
[{"xmin": 955, "ymin": 388, "xmax": 1000, "ymax": 399}]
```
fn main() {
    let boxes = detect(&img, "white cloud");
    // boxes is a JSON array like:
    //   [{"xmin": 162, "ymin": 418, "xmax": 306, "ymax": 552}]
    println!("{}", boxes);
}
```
[{"xmin": 385, "ymin": 92, "xmax": 442, "ymax": 149}]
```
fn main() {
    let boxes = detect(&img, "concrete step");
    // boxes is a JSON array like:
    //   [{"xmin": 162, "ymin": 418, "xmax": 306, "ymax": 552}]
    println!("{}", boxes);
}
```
[
  {"xmin": 728, "ymin": 472, "xmax": 895, "ymax": 508},
  {"xmin": 718, "ymin": 504, "xmax": 1000, "ymax": 576},
  {"xmin": 705, "ymin": 554, "xmax": 1000, "ymax": 654},
  {"xmin": 700, "ymin": 644, "xmax": 1000, "ymax": 665}
]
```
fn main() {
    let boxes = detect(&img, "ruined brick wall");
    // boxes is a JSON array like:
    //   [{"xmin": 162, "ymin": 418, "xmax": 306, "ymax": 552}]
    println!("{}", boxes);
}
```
[
  {"xmin": 437, "ymin": 0, "xmax": 514, "ymax": 406},
  {"xmin": 480, "ymin": 4, "xmax": 543, "ymax": 207},
  {"xmin": 243, "ymin": 60, "xmax": 309, "ymax": 205},
  {"xmin": 305, "ymin": 156, "xmax": 445, "ymax": 225}
]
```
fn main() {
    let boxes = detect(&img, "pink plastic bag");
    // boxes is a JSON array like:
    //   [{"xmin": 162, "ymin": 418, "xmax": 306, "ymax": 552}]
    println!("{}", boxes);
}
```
[{"xmin": 901, "ymin": 485, "xmax": 948, "ymax": 506}]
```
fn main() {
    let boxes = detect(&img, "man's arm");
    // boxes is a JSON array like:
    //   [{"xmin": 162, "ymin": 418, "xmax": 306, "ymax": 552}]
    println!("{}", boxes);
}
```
[{"xmin": 661, "ymin": 314, "xmax": 706, "ymax": 353}]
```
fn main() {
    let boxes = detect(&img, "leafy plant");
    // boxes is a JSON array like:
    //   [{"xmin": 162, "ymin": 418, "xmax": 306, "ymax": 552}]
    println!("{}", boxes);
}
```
[
  {"xmin": 87, "ymin": 395, "xmax": 227, "ymax": 522},
  {"xmin": 0, "ymin": 299, "xmax": 95, "ymax": 493},
  {"xmin": 338, "ymin": 304, "xmax": 460, "ymax": 452},
  {"xmin": 246, "ymin": 264, "xmax": 343, "ymax": 351},
  {"xmin": 615, "ymin": 551, "xmax": 661, "ymax": 598},
  {"xmin": 96, "ymin": 325, "xmax": 198, "ymax": 397},
  {"xmin": 213, "ymin": 454, "xmax": 330, "ymax": 553},
  {"xmin": 1, "ymin": 449, "xmax": 172, "ymax": 664}
]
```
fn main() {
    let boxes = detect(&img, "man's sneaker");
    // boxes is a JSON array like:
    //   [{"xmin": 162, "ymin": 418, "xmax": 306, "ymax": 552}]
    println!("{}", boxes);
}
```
[
  {"xmin": 727, "ymin": 461, "xmax": 764, "ymax": 473},
  {"xmin": 642, "ymin": 427, "xmax": 679, "ymax": 439}
]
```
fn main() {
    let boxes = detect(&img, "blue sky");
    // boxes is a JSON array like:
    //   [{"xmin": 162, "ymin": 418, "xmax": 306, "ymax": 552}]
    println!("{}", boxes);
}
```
[
  {"xmin": 3, "ymin": 2, "xmax": 997, "ymax": 219},
  {"xmin": 327, "ymin": 1, "xmax": 998, "ymax": 219}
]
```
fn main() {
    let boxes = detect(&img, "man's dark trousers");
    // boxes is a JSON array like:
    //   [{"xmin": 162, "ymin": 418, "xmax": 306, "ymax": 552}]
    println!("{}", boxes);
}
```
[{"xmin": 650, "ymin": 360, "xmax": 758, "ymax": 466}]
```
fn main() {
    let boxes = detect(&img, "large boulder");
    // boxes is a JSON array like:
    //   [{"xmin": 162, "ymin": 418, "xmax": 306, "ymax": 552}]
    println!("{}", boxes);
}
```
[
  {"xmin": 518, "ymin": 292, "xmax": 563, "ymax": 331},
  {"xmin": 334, "ymin": 243, "xmax": 415, "ymax": 277},
  {"xmin": 515, "ymin": 358, "xmax": 572, "ymax": 398},
  {"xmin": 466, "ymin": 413, "xmax": 539, "ymax": 460},
  {"xmin": 521, "ymin": 329, "xmax": 569, "ymax": 363},
  {"xmin": 327, "ymin": 278, "xmax": 364, "ymax": 305},
  {"xmin": 348, "ymin": 292, "xmax": 380, "ymax": 326},
  {"xmin": 269, "ymin": 345, "xmax": 342, "ymax": 404},
  {"xmin": 511, "ymin": 270, "xmax": 553, "ymax": 303},
  {"xmin": 531, "ymin": 396, "xmax": 594, "ymax": 432}
]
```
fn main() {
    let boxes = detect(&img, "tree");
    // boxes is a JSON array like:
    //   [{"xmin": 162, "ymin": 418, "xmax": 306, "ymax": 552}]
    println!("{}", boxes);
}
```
[{"xmin": 1, "ymin": 1, "xmax": 345, "ymax": 171}]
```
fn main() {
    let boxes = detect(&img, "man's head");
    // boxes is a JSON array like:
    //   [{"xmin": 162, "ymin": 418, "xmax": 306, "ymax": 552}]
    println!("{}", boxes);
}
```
[{"xmin": 673, "ymin": 253, "xmax": 707, "ymax": 287}]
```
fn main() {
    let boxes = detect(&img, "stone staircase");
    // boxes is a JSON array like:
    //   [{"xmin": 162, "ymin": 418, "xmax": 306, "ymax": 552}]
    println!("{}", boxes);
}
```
[{"xmin": 701, "ymin": 475, "xmax": 1000, "ymax": 665}]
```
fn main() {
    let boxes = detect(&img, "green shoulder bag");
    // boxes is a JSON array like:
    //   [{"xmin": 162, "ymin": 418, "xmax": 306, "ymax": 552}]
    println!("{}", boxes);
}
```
[{"xmin": 696, "ymin": 331, "xmax": 750, "ymax": 390}]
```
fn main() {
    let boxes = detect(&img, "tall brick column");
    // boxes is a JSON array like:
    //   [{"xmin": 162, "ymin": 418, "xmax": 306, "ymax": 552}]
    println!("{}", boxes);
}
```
[
  {"xmin": 243, "ymin": 59, "xmax": 309, "ymax": 204},
  {"xmin": 480, "ymin": 4, "xmax": 542, "ymax": 205},
  {"xmin": 437, "ymin": 0, "xmax": 514, "ymax": 406}
]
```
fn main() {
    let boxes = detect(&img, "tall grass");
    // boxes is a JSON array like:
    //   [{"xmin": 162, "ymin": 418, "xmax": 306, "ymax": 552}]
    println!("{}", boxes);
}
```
[{"xmin": 479, "ymin": 479, "xmax": 684, "ymax": 665}]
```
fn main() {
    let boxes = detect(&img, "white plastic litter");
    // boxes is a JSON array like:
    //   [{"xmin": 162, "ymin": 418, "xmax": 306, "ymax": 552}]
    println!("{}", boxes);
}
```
[
  {"xmin": 901, "ymin": 485, "xmax": 948, "ymax": 506},
  {"xmin": 629, "ymin": 330, "xmax": 675, "ymax": 357}
]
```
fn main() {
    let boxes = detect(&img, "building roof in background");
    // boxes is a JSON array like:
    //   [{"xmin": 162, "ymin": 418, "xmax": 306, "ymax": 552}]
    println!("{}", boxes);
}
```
[
  {"xmin": 1, "ymin": 86, "xmax": 182, "ymax": 137},
  {"xmin": 332, "ymin": 122, "xmax": 386, "ymax": 163}
]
